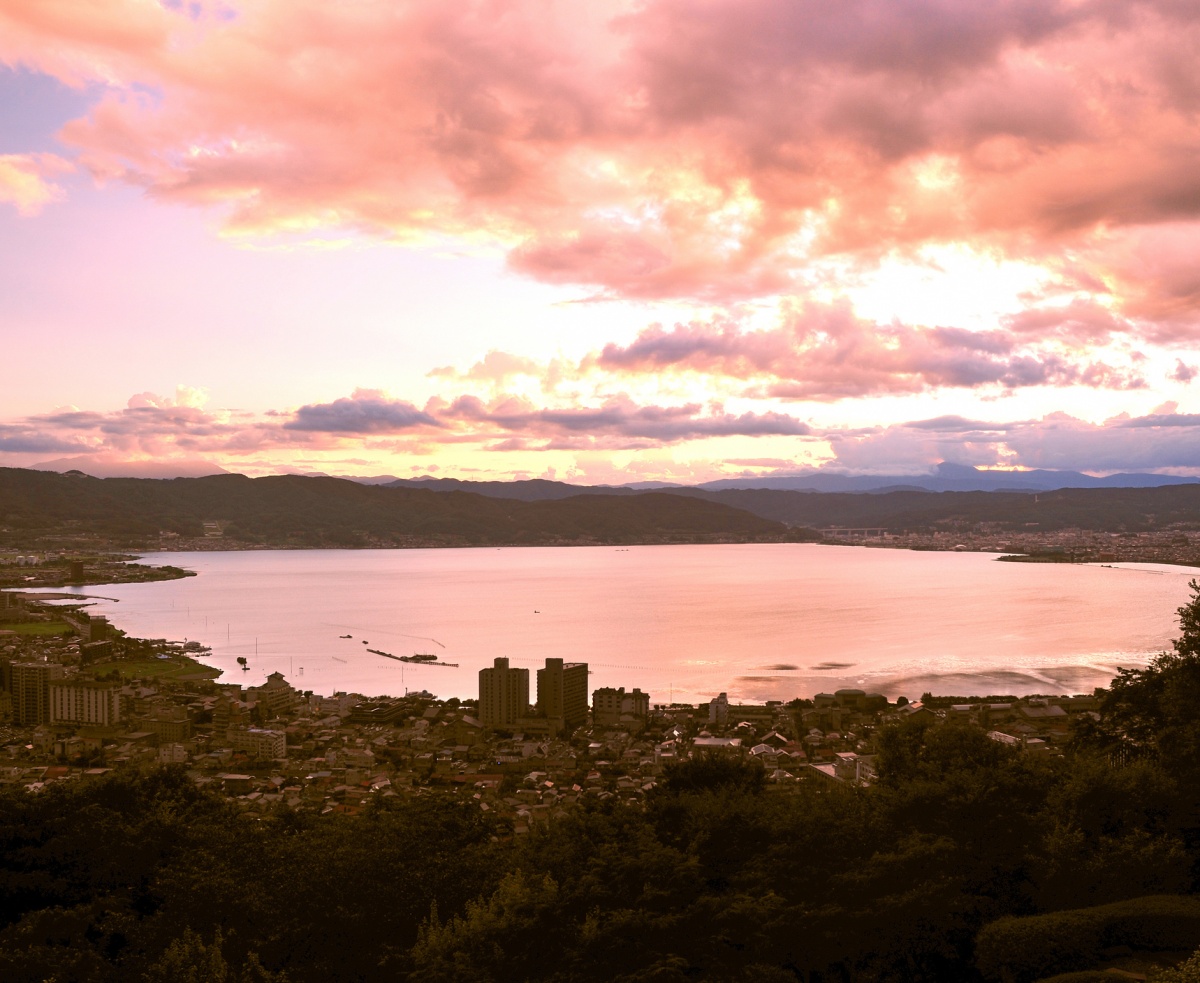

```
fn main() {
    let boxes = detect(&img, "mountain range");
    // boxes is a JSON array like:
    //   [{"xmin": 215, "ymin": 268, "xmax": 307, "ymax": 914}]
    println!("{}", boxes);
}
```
[
  {"xmin": 0, "ymin": 468, "xmax": 795, "ymax": 549},
  {"xmin": 30, "ymin": 458, "xmax": 1199, "ymax": 494},
  {"xmin": 5, "ymin": 467, "xmax": 1200, "ymax": 552}
]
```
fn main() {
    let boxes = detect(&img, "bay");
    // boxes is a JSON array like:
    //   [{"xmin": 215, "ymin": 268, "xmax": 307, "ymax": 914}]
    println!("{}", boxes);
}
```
[{"xmin": 49, "ymin": 544, "xmax": 1196, "ymax": 705}]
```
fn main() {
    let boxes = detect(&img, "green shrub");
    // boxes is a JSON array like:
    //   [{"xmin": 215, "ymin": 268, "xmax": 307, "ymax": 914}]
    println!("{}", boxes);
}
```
[
  {"xmin": 1150, "ymin": 947, "xmax": 1200, "ymax": 982},
  {"xmin": 977, "ymin": 911, "xmax": 1103, "ymax": 983},
  {"xmin": 977, "ymin": 896, "xmax": 1200, "ymax": 983},
  {"xmin": 1104, "ymin": 897, "xmax": 1200, "ymax": 951}
]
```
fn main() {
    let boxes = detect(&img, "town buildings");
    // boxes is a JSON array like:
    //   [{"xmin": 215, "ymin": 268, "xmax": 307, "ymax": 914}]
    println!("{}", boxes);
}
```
[
  {"xmin": 10, "ymin": 661, "xmax": 64, "ymax": 725},
  {"xmin": 50, "ymin": 679, "xmax": 122, "ymax": 727},
  {"xmin": 536, "ymin": 657, "xmax": 588, "ymax": 732},
  {"xmin": 592, "ymin": 686, "xmax": 650, "ymax": 727},
  {"xmin": 478, "ymin": 657, "xmax": 529, "ymax": 728},
  {"xmin": 0, "ymin": 588, "xmax": 1109, "ymax": 825}
]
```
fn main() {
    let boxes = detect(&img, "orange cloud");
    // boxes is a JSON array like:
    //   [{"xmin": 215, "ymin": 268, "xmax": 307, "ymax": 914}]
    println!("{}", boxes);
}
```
[
  {"xmin": 0, "ymin": 152, "xmax": 72, "ymax": 215},
  {"xmin": 2, "ymin": 0, "xmax": 1198, "ymax": 319}
]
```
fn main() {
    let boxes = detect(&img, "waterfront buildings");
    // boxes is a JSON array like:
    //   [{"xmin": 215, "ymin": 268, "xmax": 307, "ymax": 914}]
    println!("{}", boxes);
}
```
[
  {"xmin": 479, "ymin": 657, "xmax": 529, "ymax": 728},
  {"xmin": 537, "ymin": 657, "xmax": 588, "ymax": 731},
  {"xmin": 246, "ymin": 671, "xmax": 299, "ymax": 720}
]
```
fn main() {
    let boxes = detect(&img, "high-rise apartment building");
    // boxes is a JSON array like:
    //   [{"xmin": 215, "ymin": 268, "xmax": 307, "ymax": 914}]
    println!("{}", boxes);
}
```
[
  {"xmin": 537, "ymin": 657, "xmax": 588, "ymax": 732},
  {"xmin": 479, "ymin": 657, "xmax": 529, "ymax": 728},
  {"xmin": 11, "ymin": 662, "xmax": 64, "ymax": 726},
  {"xmin": 709, "ymin": 691, "xmax": 729, "ymax": 728},
  {"xmin": 50, "ymin": 680, "xmax": 122, "ymax": 727}
]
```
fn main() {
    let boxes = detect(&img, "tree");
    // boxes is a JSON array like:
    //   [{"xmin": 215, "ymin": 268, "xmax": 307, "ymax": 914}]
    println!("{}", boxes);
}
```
[
  {"xmin": 658, "ymin": 753, "xmax": 765, "ymax": 795},
  {"xmin": 1153, "ymin": 947, "xmax": 1200, "ymax": 983},
  {"xmin": 1174, "ymin": 579, "xmax": 1200, "ymax": 657},
  {"xmin": 1084, "ymin": 580, "xmax": 1200, "ymax": 766}
]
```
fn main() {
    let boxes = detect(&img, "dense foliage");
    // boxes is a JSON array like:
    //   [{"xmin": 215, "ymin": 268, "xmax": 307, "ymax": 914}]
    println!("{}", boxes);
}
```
[{"xmin": 5, "ymin": 739, "xmax": 1200, "ymax": 983}]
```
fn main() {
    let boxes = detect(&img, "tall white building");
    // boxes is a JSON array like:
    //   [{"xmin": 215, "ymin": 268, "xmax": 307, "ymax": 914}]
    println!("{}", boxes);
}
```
[
  {"xmin": 479, "ymin": 657, "xmax": 529, "ymax": 728},
  {"xmin": 50, "ymin": 680, "xmax": 122, "ymax": 727}
]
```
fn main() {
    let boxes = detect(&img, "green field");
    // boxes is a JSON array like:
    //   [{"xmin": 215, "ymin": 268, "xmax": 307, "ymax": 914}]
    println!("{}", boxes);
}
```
[
  {"xmin": 7, "ymin": 621, "xmax": 73, "ymax": 636},
  {"xmin": 90, "ymin": 656, "xmax": 222, "ymax": 681}
]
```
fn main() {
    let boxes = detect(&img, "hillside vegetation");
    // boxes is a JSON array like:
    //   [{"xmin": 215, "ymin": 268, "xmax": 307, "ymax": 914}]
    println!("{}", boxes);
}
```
[
  {"xmin": 398, "ymin": 476, "xmax": 1200, "ymax": 533},
  {"xmin": 0, "ymin": 468, "xmax": 794, "ymax": 548}
]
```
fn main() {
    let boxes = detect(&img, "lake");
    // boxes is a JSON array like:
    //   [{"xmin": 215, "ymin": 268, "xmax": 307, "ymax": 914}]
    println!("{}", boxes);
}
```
[{"xmin": 46, "ymin": 544, "xmax": 1196, "ymax": 705}]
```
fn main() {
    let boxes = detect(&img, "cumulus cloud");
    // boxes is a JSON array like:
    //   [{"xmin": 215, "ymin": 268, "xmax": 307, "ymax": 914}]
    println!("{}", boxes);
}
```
[
  {"xmin": 428, "ymin": 351, "xmax": 547, "ymax": 384},
  {"xmin": 0, "ymin": 425, "xmax": 91, "ymax": 455},
  {"xmin": 4, "ymin": 0, "xmax": 1200, "ymax": 320},
  {"xmin": 285, "ymin": 389, "xmax": 441, "ymax": 433},
  {"xmin": 440, "ymin": 393, "xmax": 812, "ymax": 444},
  {"xmin": 0, "ymin": 384, "xmax": 815, "ymax": 470},
  {"xmin": 126, "ymin": 385, "xmax": 210, "ymax": 410},
  {"xmin": 829, "ymin": 410, "xmax": 1200, "ymax": 473},
  {"xmin": 0, "ymin": 152, "xmax": 71, "ymax": 215},
  {"xmin": 1173, "ymin": 359, "xmax": 1198, "ymax": 383},
  {"xmin": 593, "ymin": 301, "xmax": 1146, "ymax": 399}
]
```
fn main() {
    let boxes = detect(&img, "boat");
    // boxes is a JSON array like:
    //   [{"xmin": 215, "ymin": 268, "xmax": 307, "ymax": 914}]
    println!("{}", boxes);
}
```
[{"xmin": 339, "ymin": 634, "xmax": 352, "ymax": 639}]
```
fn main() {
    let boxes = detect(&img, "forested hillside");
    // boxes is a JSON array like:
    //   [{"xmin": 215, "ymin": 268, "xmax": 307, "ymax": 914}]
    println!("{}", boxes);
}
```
[
  {"xmin": 394, "ymin": 475, "xmax": 1200, "ymax": 534},
  {"xmin": 0, "ymin": 468, "xmax": 793, "ymax": 548}
]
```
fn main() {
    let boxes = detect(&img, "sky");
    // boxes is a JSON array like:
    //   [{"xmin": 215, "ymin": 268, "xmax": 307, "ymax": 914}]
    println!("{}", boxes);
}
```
[{"xmin": 2, "ymin": 0, "xmax": 1200, "ymax": 484}]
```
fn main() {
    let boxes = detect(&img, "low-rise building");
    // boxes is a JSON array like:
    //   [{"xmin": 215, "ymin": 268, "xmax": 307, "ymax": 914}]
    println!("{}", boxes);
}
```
[
  {"xmin": 593, "ymin": 686, "xmax": 650, "ymax": 727},
  {"xmin": 228, "ymin": 727, "xmax": 287, "ymax": 760}
]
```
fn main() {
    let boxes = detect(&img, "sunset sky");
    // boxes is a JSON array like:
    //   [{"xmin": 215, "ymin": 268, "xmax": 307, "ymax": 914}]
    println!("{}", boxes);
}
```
[{"xmin": 3, "ymin": 0, "xmax": 1200, "ymax": 484}]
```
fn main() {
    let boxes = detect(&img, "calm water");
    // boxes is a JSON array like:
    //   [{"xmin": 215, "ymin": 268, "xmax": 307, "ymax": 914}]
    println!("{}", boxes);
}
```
[{"xmin": 45, "ymin": 545, "xmax": 1196, "ymax": 704}]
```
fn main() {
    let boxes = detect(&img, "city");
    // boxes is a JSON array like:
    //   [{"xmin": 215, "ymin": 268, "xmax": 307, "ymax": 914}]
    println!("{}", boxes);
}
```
[{"xmin": 2, "ymin": 589, "xmax": 1097, "ymax": 823}]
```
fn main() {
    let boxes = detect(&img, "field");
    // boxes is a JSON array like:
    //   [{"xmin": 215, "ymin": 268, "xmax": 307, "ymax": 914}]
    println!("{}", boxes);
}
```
[
  {"xmin": 7, "ymin": 621, "xmax": 73, "ymax": 636},
  {"xmin": 90, "ymin": 655, "xmax": 222, "ymax": 681}
]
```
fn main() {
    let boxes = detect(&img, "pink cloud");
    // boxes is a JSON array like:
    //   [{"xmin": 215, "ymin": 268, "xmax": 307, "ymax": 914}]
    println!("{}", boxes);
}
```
[
  {"xmin": 0, "ymin": 152, "xmax": 72, "ymax": 215},
  {"xmin": 829, "ymin": 409, "xmax": 1200, "ymax": 473},
  {"xmin": 593, "ymin": 302, "xmax": 1147, "ymax": 399},
  {"xmin": 285, "ymin": 389, "xmax": 441, "ymax": 434},
  {"xmin": 0, "ymin": 0, "xmax": 1196, "ymax": 319},
  {"xmin": 428, "ymin": 351, "xmax": 546, "ymax": 384},
  {"xmin": 0, "ymin": 385, "xmax": 816, "ymax": 470},
  {"xmin": 440, "ymin": 393, "xmax": 813, "ymax": 443}
]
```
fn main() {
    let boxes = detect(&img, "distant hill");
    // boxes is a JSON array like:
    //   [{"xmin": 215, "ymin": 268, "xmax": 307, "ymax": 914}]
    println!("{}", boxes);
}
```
[
  {"xmin": 392, "ymin": 474, "xmax": 1200, "ymax": 534},
  {"xmin": 0, "ymin": 468, "xmax": 793, "ymax": 549},
  {"xmin": 392, "ymin": 463, "xmax": 1198, "ymax": 499},
  {"xmin": 680, "ymin": 485, "xmax": 1200, "ymax": 532},
  {"xmin": 6, "ymin": 468, "xmax": 1199, "ymax": 551},
  {"xmin": 387, "ymin": 476, "xmax": 643, "ymax": 500},
  {"xmin": 696, "ymin": 462, "xmax": 1200, "ymax": 493},
  {"xmin": 30, "ymin": 456, "xmax": 229, "ymax": 479}
]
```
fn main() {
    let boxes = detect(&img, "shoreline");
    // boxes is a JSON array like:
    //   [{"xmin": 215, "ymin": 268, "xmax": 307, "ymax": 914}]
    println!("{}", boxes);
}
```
[{"xmin": 38, "ymin": 542, "xmax": 1173, "ymax": 707}]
